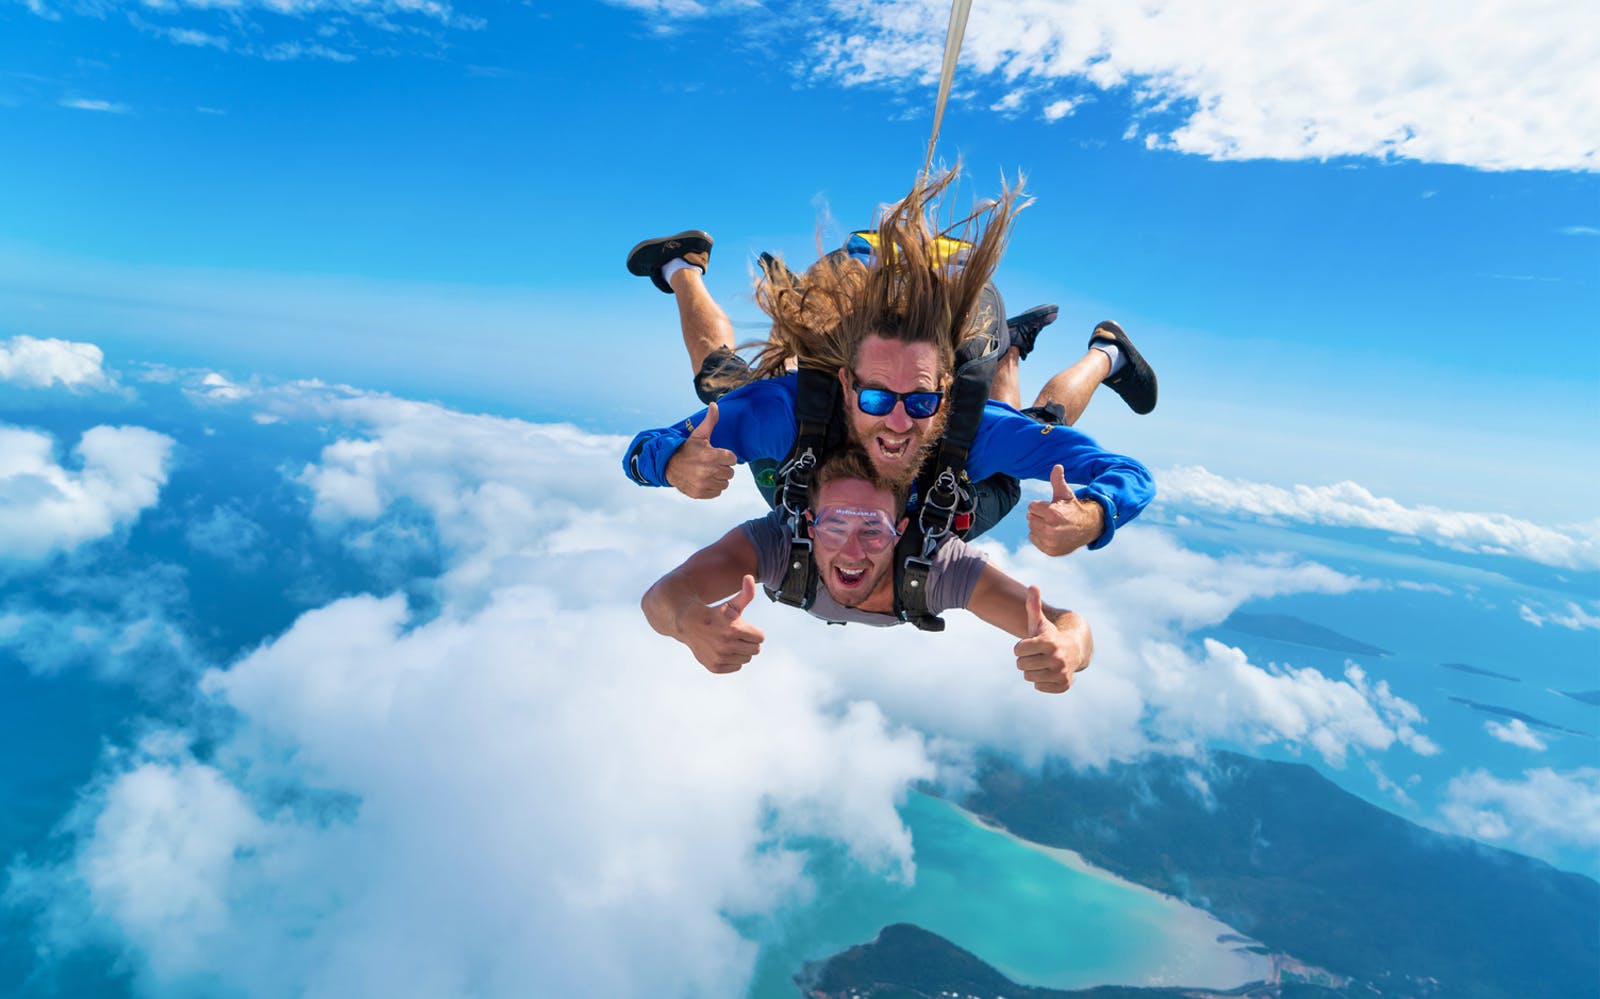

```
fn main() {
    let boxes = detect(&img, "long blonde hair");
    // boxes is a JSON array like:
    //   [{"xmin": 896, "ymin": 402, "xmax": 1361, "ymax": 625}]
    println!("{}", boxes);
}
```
[{"xmin": 750, "ymin": 167, "xmax": 1028, "ymax": 384}]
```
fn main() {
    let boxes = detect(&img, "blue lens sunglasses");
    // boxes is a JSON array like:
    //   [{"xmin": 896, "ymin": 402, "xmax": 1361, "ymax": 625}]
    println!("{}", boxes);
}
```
[{"xmin": 851, "ymin": 379, "xmax": 944, "ymax": 419}]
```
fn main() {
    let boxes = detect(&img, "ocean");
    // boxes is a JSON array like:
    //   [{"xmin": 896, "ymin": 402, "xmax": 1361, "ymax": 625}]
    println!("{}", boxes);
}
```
[{"xmin": 748, "ymin": 790, "xmax": 1271, "ymax": 997}]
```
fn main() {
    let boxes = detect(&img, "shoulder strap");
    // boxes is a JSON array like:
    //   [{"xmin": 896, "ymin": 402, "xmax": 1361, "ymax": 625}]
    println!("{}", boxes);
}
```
[
  {"xmin": 894, "ymin": 283, "xmax": 1007, "ymax": 629},
  {"xmin": 769, "ymin": 366, "xmax": 842, "ymax": 609}
]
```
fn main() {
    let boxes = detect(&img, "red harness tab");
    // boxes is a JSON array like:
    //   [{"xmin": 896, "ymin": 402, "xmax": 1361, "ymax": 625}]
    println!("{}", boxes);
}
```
[{"xmin": 954, "ymin": 512, "xmax": 972, "ymax": 533}]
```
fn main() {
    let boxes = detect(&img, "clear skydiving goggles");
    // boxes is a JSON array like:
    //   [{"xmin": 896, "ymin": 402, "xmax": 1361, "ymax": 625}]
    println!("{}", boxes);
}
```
[{"xmin": 806, "ymin": 506, "xmax": 902, "ymax": 553}]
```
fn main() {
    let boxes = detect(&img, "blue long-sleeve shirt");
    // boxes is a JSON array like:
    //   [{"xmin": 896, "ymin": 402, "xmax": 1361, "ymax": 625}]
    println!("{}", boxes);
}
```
[{"xmin": 624, "ymin": 373, "xmax": 1155, "ymax": 550}]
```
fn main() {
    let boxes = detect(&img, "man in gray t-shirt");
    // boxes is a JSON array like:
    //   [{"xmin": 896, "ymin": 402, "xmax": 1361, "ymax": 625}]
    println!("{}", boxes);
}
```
[
  {"xmin": 642, "ymin": 449, "xmax": 1093, "ymax": 694},
  {"xmin": 740, "ymin": 509, "xmax": 987, "ymax": 627}
]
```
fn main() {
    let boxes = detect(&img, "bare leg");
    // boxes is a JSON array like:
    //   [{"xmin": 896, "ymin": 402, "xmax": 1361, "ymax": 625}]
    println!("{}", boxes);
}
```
[
  {"xmin": 667, "ymin": 266, "xmax": 737, "ymax": 376},
  {"xmin": 989, "ymin": 347, "xmax": 1022, "ymax": 408},
  {"xmin": 1030, "ymin": 349, "xmax": 1112, "ymax": 427}
]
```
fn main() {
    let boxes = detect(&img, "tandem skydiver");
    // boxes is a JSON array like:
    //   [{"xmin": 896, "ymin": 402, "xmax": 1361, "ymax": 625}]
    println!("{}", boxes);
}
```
[
  {"xmin": 622, "ymin": 169, "xmax": 1159, "ymax": 560},
  {"xmin": 643, "ymin": 445, "xmax": 1093, "ymax": 692}
]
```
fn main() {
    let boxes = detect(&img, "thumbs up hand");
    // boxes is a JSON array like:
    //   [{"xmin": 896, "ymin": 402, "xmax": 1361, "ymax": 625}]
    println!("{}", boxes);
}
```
[
  {"xmin": 1025, "ymin": 585, "xmax": 1046, "ymax": 637},
  {"xmin": 1012, "ymin": 586, "xmax": 1092, "ymax": 694},
  {"xmin": 683, "ymin": 574, "xmax": 766, "ymax": 674},
  {"xmin": 1026, "ymin": 464, "xmax": 1106, "ymax": 557},
  {"xmin": 665, "ymin": 402, "xmax": 738, "ymax": 499}
]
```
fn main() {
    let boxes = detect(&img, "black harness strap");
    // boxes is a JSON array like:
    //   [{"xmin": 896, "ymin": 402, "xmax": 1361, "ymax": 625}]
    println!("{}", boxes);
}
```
[
  {"xmin": 767, "ymin": 365, "xmax": 841, "ymax": 609},
  {"xmin": 765, "ymin": 281, "xmax": 1007, "ymax": 631},
  {"xmin": 894, "ymin": 289, "xmax": 1006, "ymax": 631}
]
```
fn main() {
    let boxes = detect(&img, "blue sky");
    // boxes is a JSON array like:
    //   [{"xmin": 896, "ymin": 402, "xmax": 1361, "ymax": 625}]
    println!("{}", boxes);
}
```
[
  {"xmin": 1, "ymin": 1, "xmax": 1598, "ymax": 995},
  {"xmin": 3, "ymin": 0, "xmax": 1597, "ymax": 516}
]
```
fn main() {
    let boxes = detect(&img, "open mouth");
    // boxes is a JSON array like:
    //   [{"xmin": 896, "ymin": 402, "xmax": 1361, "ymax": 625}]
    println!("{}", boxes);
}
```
[
  {"xmin": 832, "ymin": 565, "xmax": 868, "ymax": 588},
  {"xmin": 875, "ymin": 435, "xmax": 912, "ymax": 461}
]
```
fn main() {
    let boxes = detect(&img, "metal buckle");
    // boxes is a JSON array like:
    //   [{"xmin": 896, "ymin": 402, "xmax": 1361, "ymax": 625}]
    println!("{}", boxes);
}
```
[
  {"xmin": 918, "ymin": 468, "xmax": 962, "ymax": 543},
  {"xmin": 776, "ymin": 447, "xmax": 817, "ymax": 518}
]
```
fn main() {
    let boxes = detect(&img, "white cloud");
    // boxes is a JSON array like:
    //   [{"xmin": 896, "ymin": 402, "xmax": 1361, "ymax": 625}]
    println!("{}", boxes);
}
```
[
  {"xmin": 0, "ymin": 334, "xmax": 116, "ymax": 391},
  {"xmin": 1440, "ymin": 767, "xmax": 1600, "ymax": 858},
  {"xmin": 263, "ymin": 41, "xmax": 357, "ymax": 63},
  {"xmin": 59, "ymin": 98, "xmax": 130, "ymax": 113},
  {"xmin": 1158, "ymin": 464, "xmax": 1600, "ymax": 570},
  {"xmin": 6, "ymin": 379, "xmax": 1448, "ymax": 994},
  {"xmin": 1517, "ymin": 599, "xmax": 1600, "ymax": 631},
  {"xmin": 1042, "ymin": 97, "xmax": 1078, "ymax": 121},
  {"xmin": 805, "ymin": 0, "xmax": 1599, "ymax": 172},
  {"xmin": 30, "ymin": 0, "xmax": 482, "ymax": 58},
  {"xmin": 1131, "ymin": 644, "xmax": 1432, "ymax": 769},
  {"xmin": 18, "ymin": 595, "xmax": 934, "ymax": 996},
  {"xmin": 1560, "ymin": 225, "xmax": 1599, "ymax": 236},
  {"xmin": 163, "ymin": 27, "xmax": 229, "ymax": 49},
  {"xmin": 192, "ymin": 371, "xmax": 251, "ymax": 402},
  {"xmin": 1485, "ymin": 719, "xmax": 1548, "ymax": 752},
  {"xmin": 599, "ymin": 0, "xmax": 721, "ymax": 16},
  {"xmin": 0, "ymin": 424, "xmax": 174, "ymax": 562},
  {"xmin": 1365, "ymin": 758, "xmax": 1415, "ymax": 808}
]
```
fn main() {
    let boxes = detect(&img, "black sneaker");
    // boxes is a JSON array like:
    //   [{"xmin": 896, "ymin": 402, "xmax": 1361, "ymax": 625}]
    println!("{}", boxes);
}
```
[
  {"xmin": 1090, "ymin": 320, "xmax": 1157, "ymax": 415},
  {"xmin": 1006, "ymin": 304, "xmax": 1058, "ymax": 361},
  {"xmin": 626, "ymin": 230, "xmax": 713, "ymax": 294},
  {"xmin": 757, "ymin": 251, "xmax": 799, "ymax": 286}
]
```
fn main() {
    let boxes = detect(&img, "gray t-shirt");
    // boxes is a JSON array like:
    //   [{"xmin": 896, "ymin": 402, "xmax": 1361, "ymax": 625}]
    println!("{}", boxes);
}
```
[{"xmin": 742, "ymin": 510, "xmax": 989, "ymax": 627}]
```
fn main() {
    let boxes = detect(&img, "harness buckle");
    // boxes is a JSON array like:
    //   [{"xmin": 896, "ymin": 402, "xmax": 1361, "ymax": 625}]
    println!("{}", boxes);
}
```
[
  {"xmin": 776, "ymin": 447, "xmax": 817, "ymax": 518},
  {"xmin": 917, "ymin": 467, "xmax": 965, "ymax": 544}
]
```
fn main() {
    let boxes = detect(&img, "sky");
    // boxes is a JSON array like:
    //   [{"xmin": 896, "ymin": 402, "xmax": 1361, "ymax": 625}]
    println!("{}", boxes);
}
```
[
  {"xmin": 2, "ymin": 0, "xmax": 1597, "ymax": 516},
  {"xmin": 1, "ymin": 1, "xmax": 1598, "ymax": 996}
]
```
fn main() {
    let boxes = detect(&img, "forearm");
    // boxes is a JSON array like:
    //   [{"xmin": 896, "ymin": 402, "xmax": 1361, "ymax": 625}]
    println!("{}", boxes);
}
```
[{"xmin": 642, "ymin": 571, "xmax": 726, "ymax": 641}]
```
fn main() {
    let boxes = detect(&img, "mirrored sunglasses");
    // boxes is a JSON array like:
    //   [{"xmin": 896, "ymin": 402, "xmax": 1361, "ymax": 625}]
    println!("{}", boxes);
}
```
[{"xmin": 853, "ymin": 385, "xmax": 944, "ymax": 419}]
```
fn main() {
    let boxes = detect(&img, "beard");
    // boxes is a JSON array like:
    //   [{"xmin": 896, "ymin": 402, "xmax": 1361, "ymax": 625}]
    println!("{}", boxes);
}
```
[{"xmin": 851, "ymin": 403, "xmax": 950, "ymax": 491}]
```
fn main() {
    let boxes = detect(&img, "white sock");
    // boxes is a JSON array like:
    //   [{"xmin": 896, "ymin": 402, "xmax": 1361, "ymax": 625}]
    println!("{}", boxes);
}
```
[
  {"xmin": 659, "ymin": 257, "xmax": 702, "ymax": 286},
  {"xmin": 1092, "ymin": 341, "xmax": 1127, "ymax": 378}
]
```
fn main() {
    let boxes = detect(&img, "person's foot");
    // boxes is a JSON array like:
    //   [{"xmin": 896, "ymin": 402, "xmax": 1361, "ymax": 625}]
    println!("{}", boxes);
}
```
[
  {"xmin": 1006, "ymin": 304, "xmax": 1058, "ymax": 361},
  {"xmin": 1090, "ymin": 320, "xmax": 1158, "ymax": 415},
  {"xmin": 626, "ymin": 230, "xmax": 713, "ymax": 294}
]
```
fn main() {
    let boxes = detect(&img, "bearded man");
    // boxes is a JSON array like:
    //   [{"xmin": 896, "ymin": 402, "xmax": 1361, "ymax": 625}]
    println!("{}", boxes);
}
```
[{"xmin": 623, "ymin": 170, "xmax": 1155, "ymax": 557}]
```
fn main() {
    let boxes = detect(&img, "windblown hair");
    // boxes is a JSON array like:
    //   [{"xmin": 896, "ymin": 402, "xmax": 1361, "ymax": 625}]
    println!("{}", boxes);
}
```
[
  {"xmin": 812, "ymin": 444, "xmax": 910, "ymax": 516},
  {"xmin": 748, "ymin": 167, "xmax": 1028, "ymax": 384}
]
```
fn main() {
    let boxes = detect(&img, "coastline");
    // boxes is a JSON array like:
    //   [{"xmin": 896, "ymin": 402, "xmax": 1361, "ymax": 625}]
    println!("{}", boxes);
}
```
[{"xmin": 932, "ymin": 793, "xmax": 1274, "ymax": 989}]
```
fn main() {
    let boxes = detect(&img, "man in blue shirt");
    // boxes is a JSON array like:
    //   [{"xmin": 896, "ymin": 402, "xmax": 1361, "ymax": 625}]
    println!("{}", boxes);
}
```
[{"xmin": 624, "ymin": 171, "xmax": 1157, "ymax": 557}]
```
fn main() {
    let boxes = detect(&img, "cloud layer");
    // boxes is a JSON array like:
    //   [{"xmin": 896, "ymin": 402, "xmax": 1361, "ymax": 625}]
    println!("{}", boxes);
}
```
[
  {"xmin": 805, "ymin": 0, "xmax": 1600, "ymax": 172},
  {"xmin": 1157, "ymin": 464, "xmax": 1600, "ymax": 570},
  {"xmin": 0, "ymin": 374, "xmax": 1535, "ymax": 996}
]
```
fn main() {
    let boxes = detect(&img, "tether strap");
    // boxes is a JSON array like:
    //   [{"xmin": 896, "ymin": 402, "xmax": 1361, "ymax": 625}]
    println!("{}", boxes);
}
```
[{"xmin": 922, "ymin": 0, "xmax": 974, "ymax": 178}]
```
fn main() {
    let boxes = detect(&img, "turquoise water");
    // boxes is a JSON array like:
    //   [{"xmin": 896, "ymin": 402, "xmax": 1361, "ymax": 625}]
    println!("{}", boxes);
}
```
[{"xmin": 747, "ymin": 791, "xmax": 1268, "ymax": 997}]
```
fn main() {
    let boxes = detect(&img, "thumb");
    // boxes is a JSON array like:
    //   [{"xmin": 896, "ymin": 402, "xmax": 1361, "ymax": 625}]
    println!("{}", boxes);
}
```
[
  {"xmin": 691, "ymin": 402, "xmax": 720, "ymax": 441},
  {"xmin": 723, "ymin": 574, "xmax": 757, "ymax": 619},
  {"xmin": 1026, "ymin": 585, "xmax": 1045, "ymax": 636},
  {"xmin": 1050, "ymin": 464, "xmax": 1072, "ymax": 502}
]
